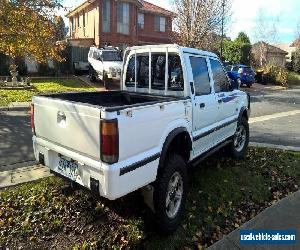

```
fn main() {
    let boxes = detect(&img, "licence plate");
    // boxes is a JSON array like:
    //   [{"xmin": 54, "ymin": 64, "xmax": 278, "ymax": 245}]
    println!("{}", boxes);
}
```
[{"xmin": 58, "ymin": 157, "xmax": 79, "ymax": 181}]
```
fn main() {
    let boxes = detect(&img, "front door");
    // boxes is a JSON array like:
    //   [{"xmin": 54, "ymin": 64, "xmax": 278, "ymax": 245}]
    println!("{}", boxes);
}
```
[
  {"xmin": 209, "ymin": 58, "xmax": 238, "ymax": 140},
  {"xmin": 185, "ymin": 54, "xmax": 219, "ymax": 157}
]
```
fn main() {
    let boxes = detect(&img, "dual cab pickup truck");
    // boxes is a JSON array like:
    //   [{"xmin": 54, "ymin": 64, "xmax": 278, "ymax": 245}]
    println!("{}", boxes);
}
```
[{"xmin": 31, "ymin": 44, "xmax": 250, "ymax": 233}]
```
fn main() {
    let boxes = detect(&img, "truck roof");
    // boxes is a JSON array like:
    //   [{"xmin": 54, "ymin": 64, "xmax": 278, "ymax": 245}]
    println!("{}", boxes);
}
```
[{"xmin": 128, "ymin": 44, "xmax": 219, "ymax": 59}]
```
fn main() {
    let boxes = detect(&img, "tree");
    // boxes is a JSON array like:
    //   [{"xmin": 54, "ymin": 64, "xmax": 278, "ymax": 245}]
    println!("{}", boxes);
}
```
[
  {"xmin": 172, "ymin": 0, "xmax": 232, "ymax": 51},
  {"xmin": 253, "ymin": 8, "xmax": 279, "ymax": 67},
  {"xmin": 54, "ymin": 16, "xmax": 67, "ymax": 41},
  {"xmin": 235, "ymin": 32, "xmax": 250, "ymax": 44},
  {"xmin": 293, "ymin": 48, "xmax": 300, "ymax": 73},
  {"xmin": 0, "ymin": 0, "xmax": 64, "ymax": 63},
  {"xmin": 222, "ymin": 32, "xmax": 251, "ymax": 65}
]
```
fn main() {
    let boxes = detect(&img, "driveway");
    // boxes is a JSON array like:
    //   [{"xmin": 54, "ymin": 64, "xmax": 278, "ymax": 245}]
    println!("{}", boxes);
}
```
[{"xmin": 0, "ymin": 110, "xmax": 34, "ymax": 170}]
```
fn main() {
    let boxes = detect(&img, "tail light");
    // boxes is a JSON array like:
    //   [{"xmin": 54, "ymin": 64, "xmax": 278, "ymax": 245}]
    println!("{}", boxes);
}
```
[
  {"xmin": 30, "ymin": 103, "xmax": 35, "ymax": 135},
  {"xmin": 100, "ymin": 119, "xmax": 119, "ymax": 164}
]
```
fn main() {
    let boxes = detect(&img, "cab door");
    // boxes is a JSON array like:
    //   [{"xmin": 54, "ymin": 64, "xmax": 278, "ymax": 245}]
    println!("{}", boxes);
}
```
[
  {"xmin": 185, "ymin": 54, "xmax": 219, "ymax": 157},
  {"xmin": 208, "ymin": 58, "xmax": 239, "ymax": 140}
]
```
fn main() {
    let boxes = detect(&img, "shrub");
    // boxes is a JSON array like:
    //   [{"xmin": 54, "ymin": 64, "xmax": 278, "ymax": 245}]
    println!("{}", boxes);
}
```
[
  {"xmin": 293, "ymin": 48, "xmax": 300, "ymax": 73},
  {"xmin": 38, "ymin": 63, "xmax": 57, "ymax": 76},
  {"xmin": 262, "ymin": 64, "xmax": 288, "ymax": 86},
  {"xmin": 0, "ymin": 53, "xmax": 10, "ymax": 75}
]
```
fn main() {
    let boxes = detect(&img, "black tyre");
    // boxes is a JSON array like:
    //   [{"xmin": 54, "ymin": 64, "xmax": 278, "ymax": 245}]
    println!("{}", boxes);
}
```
[
  {"xmin": 153, "ymin": 154, "xmax": 188, "ymax": 234},
  {"xmin": 89, "ymin": 67, "xmax": 96, "ymax": 82},
  {"xmin": 228, "ymin": 116, "xmax": 249, "ymax": 159},
  {"xmin": 103, "ymin": 73, "xmax": 109, "ymax": 89}
]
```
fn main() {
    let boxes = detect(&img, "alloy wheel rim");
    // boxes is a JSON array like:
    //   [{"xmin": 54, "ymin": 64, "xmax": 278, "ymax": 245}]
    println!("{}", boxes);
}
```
[
  {"xmin": 166, "ymin": 172, "xmax": 183, "ymax": 219},
  {"xmin": 234, "ymin": 124, "xmax": 247, "ymax": 152}
]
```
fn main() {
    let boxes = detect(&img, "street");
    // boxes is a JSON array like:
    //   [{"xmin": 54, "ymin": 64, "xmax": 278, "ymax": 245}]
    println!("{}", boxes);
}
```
[
  {"xmin": 249, "ymin": 86, "xmax": 300, "ymax": 147},
  {"xmin": 0, "ymin": 84, "xmax": 299, "ymax": 170}
]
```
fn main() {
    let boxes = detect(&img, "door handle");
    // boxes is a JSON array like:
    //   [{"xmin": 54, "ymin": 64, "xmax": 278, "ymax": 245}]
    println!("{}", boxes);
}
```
[{"xmin": 200, "ymin": 103, "xmax": 205, "ymax": 108}]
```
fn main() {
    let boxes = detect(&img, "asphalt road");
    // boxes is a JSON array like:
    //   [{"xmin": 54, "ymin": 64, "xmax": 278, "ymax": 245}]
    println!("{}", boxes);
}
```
[
  {"xmin": 0, "ymin": 84, "xmax": 299, "ymax": 169},
  {"xmin": 248, "ymin": 85, "xmax": 300, "ymax": 147}
]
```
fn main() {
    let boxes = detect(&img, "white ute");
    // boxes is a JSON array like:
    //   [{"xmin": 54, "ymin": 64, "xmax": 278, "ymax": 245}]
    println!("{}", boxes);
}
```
[
  {"xmin": 88, "ymin": 46, "xmax": 122, "ymax": 87},
  {"xmin": 32, "ymin": 44, "xmax": 251, "ymax": 233}
]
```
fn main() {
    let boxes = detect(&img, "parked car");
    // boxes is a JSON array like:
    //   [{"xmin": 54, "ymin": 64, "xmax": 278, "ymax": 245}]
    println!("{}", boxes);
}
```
[
  {"xmin": 31, "ymin": 44, "xmax": 251, "ymax": 233},
  {"xmin": 227, "ymin": 64, "xmax": 255, "ymax": 88},
  {"xmin": 88, "ymin": 46, "xmax": 123, "ymax": 87}
]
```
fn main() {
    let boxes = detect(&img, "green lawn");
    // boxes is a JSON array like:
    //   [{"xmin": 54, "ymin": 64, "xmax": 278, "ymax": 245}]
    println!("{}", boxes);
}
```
[
  {"xmin": 288, "ymin": 71, "xmax": 300, "ymax": 86},
  {"xmin": 1, "ymin": 148, "xmax": 300, "ymax": 249},
  {"xmin": 0, "ymin": 79, "xmax": 96, "ymax": 106}
]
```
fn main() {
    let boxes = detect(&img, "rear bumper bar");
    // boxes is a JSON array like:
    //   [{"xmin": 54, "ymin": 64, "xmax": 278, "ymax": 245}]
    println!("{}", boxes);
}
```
[{"xmin": 32, "ymin": 136, "xmax": 159, "ymax": 200}]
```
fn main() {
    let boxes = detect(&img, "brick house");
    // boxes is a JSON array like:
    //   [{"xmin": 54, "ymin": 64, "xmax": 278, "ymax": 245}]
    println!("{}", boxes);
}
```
[
  {"xmin": 66, "ymin": 0, "xmax": 174, "ymax": 49},
  {"xmin": 251, "ymin": 41, "xmax": 288, "ymax": 68}
]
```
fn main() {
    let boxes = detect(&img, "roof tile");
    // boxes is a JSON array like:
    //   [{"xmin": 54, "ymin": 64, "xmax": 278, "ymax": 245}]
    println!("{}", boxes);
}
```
[{"xmin": 140, "ymin": 0, "xmax": 174, "ymax": 16}]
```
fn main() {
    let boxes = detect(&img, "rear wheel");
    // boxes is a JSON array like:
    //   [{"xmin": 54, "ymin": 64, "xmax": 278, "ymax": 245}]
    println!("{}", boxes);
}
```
[
  {"xmin": 89, "ymin": 67, "xmax": 96, "ymax": 82},
  {"xmin": 228, "ymin": 117, "xmax": 249, "ymax": 159},
  {"xmin": 153, "ymin": 154, "xmax": 188, "ymax": 234}
]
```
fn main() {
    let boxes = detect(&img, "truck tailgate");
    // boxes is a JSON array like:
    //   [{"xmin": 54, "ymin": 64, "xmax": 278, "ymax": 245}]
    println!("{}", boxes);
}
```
[{"xmin": 33, "ymin": 96, "xmax": 101, "ymax": 160}]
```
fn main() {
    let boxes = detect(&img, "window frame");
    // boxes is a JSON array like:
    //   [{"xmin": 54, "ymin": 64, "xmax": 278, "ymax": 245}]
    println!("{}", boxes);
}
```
[
  {"xmin": 155, "ymin": 16, "xmax": 166, "ymax": 32},
  {"xmin": 102, "ymin": 0, "xmax": 111, "ymax": 33},
  {"xmin": 138, "ymin": 13, "xmax": 145, "ymax": 29},
  {"xmin": 117, "ymin": 2, "xmax": 130, "ymax": 35}
]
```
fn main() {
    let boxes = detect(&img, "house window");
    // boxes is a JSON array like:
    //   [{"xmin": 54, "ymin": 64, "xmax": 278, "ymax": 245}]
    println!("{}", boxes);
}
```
[
  {"xmin": 155, "ymin": 16, "xmax": 166, "ymax": 32},
  {"xmin": 83, "ymin": 11, "xmax": 85, "ymax": 28},
  {"xmin": 117, "ymin": 2, "xmax": 129, "ymax": 35},
  {"xmin": 102, "ymin": 0, "xmax": 110, "ymax": 33},
  {"xmin": 70, "ymin": 17, "xmax": 74, "ymax": 33},
  {"xmin": 138, "ymin": 13, "xmax": 144, "ymax": 29},
  {"xmin": 77, "ymin": 15, "xmax": 80, "ymax": 27}
]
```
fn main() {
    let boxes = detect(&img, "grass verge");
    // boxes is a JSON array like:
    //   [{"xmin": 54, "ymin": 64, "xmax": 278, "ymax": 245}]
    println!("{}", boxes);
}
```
[
  {"xmin": 0, "ymin": 79, "xmax": 96, "ymax": 106},
  {"xmin": 0, "ymin": 147, "xmax": 299, "ymax": 249}
]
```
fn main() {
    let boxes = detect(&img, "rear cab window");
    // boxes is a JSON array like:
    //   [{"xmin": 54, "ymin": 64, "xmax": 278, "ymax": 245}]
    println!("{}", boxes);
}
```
[{"xmin": 125, "ymin": 51, "xmax": 184, "ymax": 94}]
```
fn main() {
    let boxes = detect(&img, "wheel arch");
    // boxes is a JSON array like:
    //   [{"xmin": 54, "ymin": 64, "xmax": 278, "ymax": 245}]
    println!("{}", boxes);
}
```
[
  {"xmin": 158, "ymin": 127, "xmax": 192, "ymax": 176},
  {"xmin": 238, "ymin": 106, "xmax": 250, "ymax": 121}
]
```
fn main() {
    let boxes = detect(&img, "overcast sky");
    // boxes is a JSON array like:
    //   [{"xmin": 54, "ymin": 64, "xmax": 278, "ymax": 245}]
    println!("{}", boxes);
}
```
[{"xmin": 63, "ymin": 0, "xmax": 300, "ymax": 44}]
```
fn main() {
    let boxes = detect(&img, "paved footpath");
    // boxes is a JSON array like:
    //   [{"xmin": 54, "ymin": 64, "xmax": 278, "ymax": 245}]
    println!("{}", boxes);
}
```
[
  {"xmin": 208, "ymin": 191, "xmax": 300, "ymax": 250},
  {"xmin": 0, "ymin": 165, "xmax": 51, "ymax": 188}
]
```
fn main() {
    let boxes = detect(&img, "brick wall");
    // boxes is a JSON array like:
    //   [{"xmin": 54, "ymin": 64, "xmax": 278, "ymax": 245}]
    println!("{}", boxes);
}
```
[{"xmin": 69, "ymin": 0, "xmax": 173, "ymax": 48}]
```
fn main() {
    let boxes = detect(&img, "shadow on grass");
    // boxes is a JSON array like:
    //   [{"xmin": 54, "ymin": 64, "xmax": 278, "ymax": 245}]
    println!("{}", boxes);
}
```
[{"xmin": 1, "ymin": 148, "xmax": 300, "ymax": 249}]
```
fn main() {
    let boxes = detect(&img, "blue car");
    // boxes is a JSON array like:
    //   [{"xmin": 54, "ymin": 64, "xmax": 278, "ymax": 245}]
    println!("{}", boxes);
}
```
[{"xmin": 226, "ymin": 65, "xmax": 255, "ymax": 88}]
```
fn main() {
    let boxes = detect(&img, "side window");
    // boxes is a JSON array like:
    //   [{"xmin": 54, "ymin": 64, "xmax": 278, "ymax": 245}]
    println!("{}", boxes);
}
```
[
  {"xmin": 210, "ymin": 59, "xmax": 230, "ymax": 93},
  {"xmin": 152, "ymin": 54, "xmax": 166, "ymax": 89},
  {"xmin": 189, "ymin": 57, "xmax": 211, "ymax": 95},
  {"xmin": 168, "ymin": 54, "xmax": 184, "ymax": 91}
]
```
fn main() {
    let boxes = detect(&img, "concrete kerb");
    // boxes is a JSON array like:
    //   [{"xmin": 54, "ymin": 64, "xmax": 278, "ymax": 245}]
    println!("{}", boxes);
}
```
[
  {"xmin": 0, "ymin": 102, "xmax": 31, "ymax": 112},
  {"xmin": 250, "ymin": 142, "xmax": 300, "ymax": 152}
]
